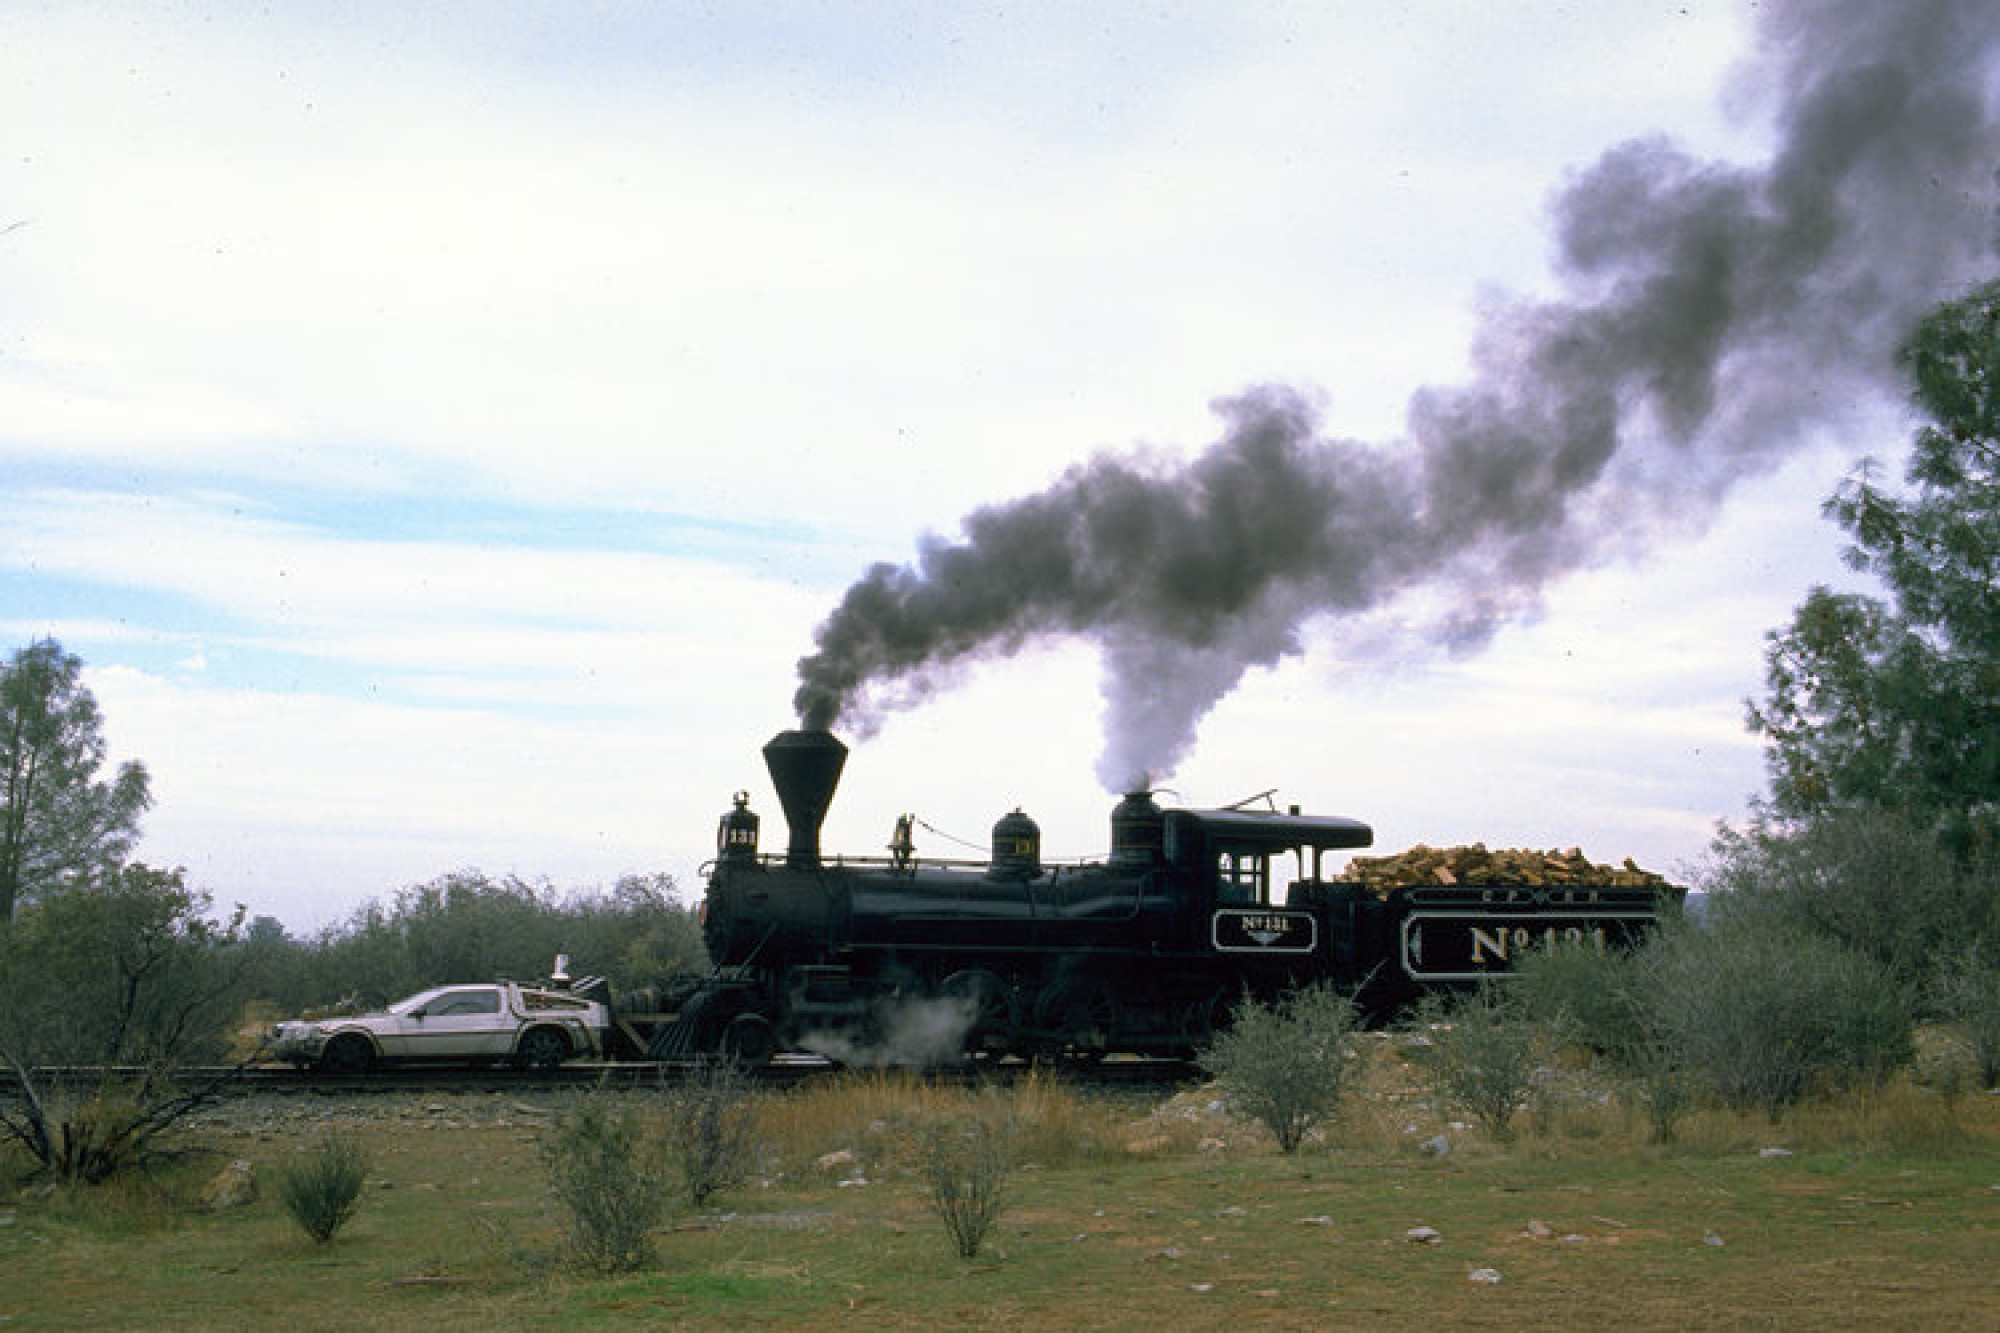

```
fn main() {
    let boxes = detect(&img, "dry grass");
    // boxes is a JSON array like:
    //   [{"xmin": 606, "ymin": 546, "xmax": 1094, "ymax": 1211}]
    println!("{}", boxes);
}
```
[
  {"xmin": 754, "ymin": 1067, "xmax": 1130, "ymax": 1180},
  {"xmin": 1, "ymin": 1049, "xmax": 1996, "ymax": 1330}
]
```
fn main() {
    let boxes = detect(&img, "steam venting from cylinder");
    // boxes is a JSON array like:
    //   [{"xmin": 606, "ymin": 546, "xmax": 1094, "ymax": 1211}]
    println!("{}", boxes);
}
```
[
  {"xmin": 763, "ymin": 729, "xmax": 848, "ymax": 869},
  {"xmin": 791, "ymin": 0, "xmax": 2000, "ymax": 792}
]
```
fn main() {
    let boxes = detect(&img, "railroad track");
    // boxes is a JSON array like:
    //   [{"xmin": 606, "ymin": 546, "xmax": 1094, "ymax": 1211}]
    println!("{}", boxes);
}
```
[{"xmin": 5, "ymin": 1054, "xmax": 1199, "ymax": 1098}]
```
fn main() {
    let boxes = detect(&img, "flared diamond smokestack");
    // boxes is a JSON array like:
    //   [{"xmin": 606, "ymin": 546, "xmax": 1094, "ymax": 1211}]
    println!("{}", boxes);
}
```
[{"xmin": 763, "ymin": 728, "xmax": 848, "ymax": 869}]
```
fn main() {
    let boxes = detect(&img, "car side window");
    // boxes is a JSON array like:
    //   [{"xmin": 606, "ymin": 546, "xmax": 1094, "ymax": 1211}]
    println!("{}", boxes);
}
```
[{"xmin": 433, "ymin": 989, "xmax": 501, "ymax": 1016}]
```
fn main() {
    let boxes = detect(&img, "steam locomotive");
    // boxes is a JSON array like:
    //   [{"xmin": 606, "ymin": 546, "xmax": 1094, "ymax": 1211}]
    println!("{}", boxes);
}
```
[{"xmin": 662, "ymin": 729, "xmax": 1670, "ymax": 1064}]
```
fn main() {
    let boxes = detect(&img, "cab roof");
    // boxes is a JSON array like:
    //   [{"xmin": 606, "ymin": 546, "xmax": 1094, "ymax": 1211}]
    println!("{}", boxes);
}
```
[{"xmin": 1171, "ymin": 808, "xmax": 1374, "ymax": 853}]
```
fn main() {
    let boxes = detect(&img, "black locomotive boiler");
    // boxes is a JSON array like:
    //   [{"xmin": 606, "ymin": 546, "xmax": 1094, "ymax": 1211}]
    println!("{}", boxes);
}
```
[{"xmin": 664, "ymin": 728, "xmax": 1668, "ymax": 1064}]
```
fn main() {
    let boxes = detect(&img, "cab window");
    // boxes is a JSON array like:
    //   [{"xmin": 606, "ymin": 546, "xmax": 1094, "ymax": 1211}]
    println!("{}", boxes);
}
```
[{"xmin": 1216, "ymin": 851, "xmax": 1267, "ymax": 904}]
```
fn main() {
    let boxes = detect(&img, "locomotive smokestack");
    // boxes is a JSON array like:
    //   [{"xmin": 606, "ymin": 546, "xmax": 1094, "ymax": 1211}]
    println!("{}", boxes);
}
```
[{"xmin": 763, "ymin": 728, "xmax": 848, "ymax": 869}]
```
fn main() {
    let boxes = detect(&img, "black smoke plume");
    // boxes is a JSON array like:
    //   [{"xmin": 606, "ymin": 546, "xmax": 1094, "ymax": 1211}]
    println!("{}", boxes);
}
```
[{"xmin": 795, "ymin": 0, "xmax": 2000, "ymax": 791}]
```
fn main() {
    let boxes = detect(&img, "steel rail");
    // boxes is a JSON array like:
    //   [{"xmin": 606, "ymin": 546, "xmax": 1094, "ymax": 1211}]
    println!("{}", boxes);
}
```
[{"xmin": 2, "ymin": 1055, "xmax": 1198, "ymax": 1098}]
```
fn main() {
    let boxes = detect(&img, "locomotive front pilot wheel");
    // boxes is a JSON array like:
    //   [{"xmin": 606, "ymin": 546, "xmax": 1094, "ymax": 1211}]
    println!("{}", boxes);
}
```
[{"xmin": 721, "ymin": 1012, "xmax": 778, "ymax": 1067}]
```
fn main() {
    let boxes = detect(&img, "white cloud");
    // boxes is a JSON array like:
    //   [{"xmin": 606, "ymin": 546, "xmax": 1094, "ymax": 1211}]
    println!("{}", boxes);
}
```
[
  {"xmin": 1, "ymin": 2, "xmax": 1766, "ymax": 528},
  {"xmin": 2, "ymin": 487, "xmax": 826, "ymax": 648}
]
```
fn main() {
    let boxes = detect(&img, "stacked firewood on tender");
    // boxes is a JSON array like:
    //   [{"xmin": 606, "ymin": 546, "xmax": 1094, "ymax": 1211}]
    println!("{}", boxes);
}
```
[{"xmin": 1339, "ymin": 843, "xmax": 1671, "ymax": 898}]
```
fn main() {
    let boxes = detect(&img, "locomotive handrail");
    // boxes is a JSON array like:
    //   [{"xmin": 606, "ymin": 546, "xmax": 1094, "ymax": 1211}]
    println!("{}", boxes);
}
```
[
  {"xmin": 736, "ymin": 921, "xmax": 781, "ymax": 971},
  {"xmin": 735, "ymin": 850, "xmax": 1109, "ymax": 877}
]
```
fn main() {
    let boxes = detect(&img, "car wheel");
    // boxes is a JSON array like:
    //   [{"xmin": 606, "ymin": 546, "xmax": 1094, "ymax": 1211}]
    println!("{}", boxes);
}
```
[
  {"xmin": 319, "ymin": 1033, "xmax": 374, "ymax": 1075},
  {"xmin": 518, "ymin": 1026, "xmax": 569, "ymax": 1071}
]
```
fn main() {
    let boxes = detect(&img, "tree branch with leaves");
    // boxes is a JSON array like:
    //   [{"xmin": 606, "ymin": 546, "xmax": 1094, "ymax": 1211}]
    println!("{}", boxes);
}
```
[
  {"xmin": 1750, "ymin": 280, "xmax": 2000, "ymax": 854},
  {"xmin": 0, "ymin": 639, "xmax": 151, "ymax": 926}
]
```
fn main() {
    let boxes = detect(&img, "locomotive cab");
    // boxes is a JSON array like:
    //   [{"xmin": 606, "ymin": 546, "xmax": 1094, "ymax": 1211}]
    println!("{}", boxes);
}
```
[
  {"xmin": 1165, "ymin": 808, "xmax": 1373, "ymax": 964},
  {"xmin": 1164, "ymin": 808, "xmax": 1373, "ymax": 906}
]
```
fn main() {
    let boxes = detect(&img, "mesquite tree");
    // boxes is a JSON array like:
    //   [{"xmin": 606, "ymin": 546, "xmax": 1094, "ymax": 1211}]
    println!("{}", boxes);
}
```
[
  {"xmin": 1750, "ymin": 280, "xmax": 2000, "ymax": 854},
  {"xmin": 0, "ymin": 865, "xmax": 253, "ymax": 1182},
  {"xmin": 1, "ymin": 639, "xmax": 152, "ymax": 927}
]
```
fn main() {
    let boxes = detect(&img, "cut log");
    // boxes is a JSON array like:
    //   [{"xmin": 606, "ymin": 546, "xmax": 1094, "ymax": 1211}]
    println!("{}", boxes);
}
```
[{"xmin": 1340, "ymin": 843, "xmax": 1670, "ymax": 897}]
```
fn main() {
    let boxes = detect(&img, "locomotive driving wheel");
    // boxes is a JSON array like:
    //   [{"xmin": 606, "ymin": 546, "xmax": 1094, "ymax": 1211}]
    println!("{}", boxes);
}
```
[
  {"xmin": 1032, "ymin": 977, "xmax": 1118, "ymax": 1062},
  {"xmin": 939, "ymin": 969, "xmax": 1017, "ymax": 1059},
  {"xmin": 1177, "ymin": 988, "xmax": 1232, "ymax": 1052}
]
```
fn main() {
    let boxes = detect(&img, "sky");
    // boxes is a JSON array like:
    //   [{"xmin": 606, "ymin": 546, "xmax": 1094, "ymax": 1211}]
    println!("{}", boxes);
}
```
[{"xmin": 4, "ymin": 2, "xmax": 1996, "ymax": 934}]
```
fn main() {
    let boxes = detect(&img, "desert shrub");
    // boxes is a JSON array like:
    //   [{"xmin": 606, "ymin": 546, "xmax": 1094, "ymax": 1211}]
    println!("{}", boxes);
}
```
[
  {"xmin": 35, "ymin": 1085, "xmax": 153, "ymax": 1185},
  {"xmin": 538, "ymin": 1091, "xmax": 674, "ymax": 1274},
  {"xmin": 5, "ymin": 1151, "xmax": 210, "ymax": 1232},
  {"xmin": 1410, "ymin": 984, "xmax": 1543, "ymax": 1143},
  {"xmin": 924, "ymin": 1114, "xmax": 1013, "ymax": 1260},
  {"xmin": 1198, "ymin": 983, "xmax": 1360, "ymax": 1153},
  {"xmin": 1641, "ymin": 919, "xmax": 1913, "ymax": 1120},
  {"xmin": 0, "ymin": 1075, "xmax": 236, "ymax": 1187},
  {"xmin": 1624, "ymin": 1044, "xmax": 1695, "ymax": 1144},
  {"xmin": 1930, "ymin": 943, "xmax": 2000, "ymax": 1088},
  {"xmin": 1510, "ymin": 940, "xmax": 1645, "ymax": 1055},
  {"xmin": 1703, "ymin": 812, "xmax": 2000, "ymax": 991},
  {"xmin": 662, "ymin": 1058, "xmax": 760, "ymax": 1206},
  {"xmin": 1516, "ymin": 922, "xmax": 1918, "ymax": 1134},
  {"xmin": 1, "ymin": 868, "xmax": 259, "ymax": 1185},
  {"xmin": 1, "ymin": 868, "xmax": 249, "ymax": 1070},
  {"xmin": 278, "ymin": 1134, "xmax": 367, "ymax": 1243},
  {"xmin": 1511, "ymin": 941, "xmax": 1693, "ymax": 1142}
]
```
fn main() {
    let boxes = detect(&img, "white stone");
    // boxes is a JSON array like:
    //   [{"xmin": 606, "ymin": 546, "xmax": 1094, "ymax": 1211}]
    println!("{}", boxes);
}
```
[{"xmin": 201, "ymin": 1158, "xmax": 258, "ymax": 1211}]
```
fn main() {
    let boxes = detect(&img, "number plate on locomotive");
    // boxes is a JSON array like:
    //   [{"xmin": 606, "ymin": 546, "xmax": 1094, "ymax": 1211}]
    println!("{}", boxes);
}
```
[{"xmin": 1211, "ymin": 909, "xmax": 1318, "ymax": 953}]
